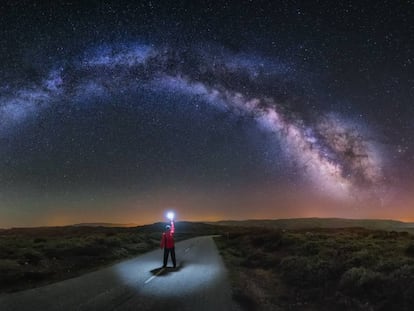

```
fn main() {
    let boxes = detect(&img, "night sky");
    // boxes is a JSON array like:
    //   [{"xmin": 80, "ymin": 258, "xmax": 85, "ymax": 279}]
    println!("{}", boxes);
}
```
[{"xmin": 1, "ymin": 1, "xmax": 413, "ymax": 227}]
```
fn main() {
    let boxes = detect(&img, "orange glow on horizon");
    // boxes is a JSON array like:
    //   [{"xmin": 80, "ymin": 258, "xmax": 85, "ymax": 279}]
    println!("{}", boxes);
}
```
[{"xmin": 2, "ymin": 186, "xmax": 414, "ymax": 228}]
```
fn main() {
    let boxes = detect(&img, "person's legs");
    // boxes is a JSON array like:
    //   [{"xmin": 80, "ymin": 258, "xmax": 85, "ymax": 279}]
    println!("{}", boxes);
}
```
[
  {"xmin": 171, "ymin": 247, "xmax": 176, "ymax": 268},
  {"xmin": 163, "ymin": 248, "xmax": 169, "ymax": 267}
]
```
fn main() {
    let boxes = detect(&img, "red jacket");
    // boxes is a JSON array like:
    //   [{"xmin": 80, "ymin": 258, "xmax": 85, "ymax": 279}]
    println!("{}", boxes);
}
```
[{"xmin": 160, "ymin": 221, "xmax": 175, "ymax": 249}]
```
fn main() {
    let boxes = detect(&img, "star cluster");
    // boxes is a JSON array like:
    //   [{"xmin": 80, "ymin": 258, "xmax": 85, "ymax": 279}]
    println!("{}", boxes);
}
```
[{"xmin": 0, "ymin": 1, "xmax": 413, "ymax": 226}]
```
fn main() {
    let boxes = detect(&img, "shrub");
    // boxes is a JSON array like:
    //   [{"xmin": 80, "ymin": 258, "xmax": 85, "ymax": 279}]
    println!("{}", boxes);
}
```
[
  {"xmin": 280, "ymin": 234, "xmax": 298, "ymax": 247},
  {"xmin": 298, "ymin": 241, "xmax": 320, "ymax": 256},
  {"xmin": 391, "ymin": 265, "xmax": 414, "ymax": 300},
  {"xmin": 33, "ymin": 238, "xmax": 47, "ymax": 243},
  {"xmin": 339, "ymin": 267, "xmax": 386, "ymax": 300},
  {"xmin": 126, "ymin": 235, "xmax": 141, "ymax": 243},
  {"xmin": 0, "ymin": 243, "xmax": 15, "ymax": 259},
  {"xmin": 405, "ymin": 243, "xmax": 414, "ymax": 257},
  {"xmin": 23, "ymin": 270, "xmax": 53, "ymax": 281},
  {"xmin": 307, "ymin": 257, "xmax": 338, "ymax": 284},
  {"xmin": 375, "ymin": 257, "xmax": 414, "ymax": 274},
  {"xmin": 241, "ymin": 251, "xmax": 278, "ymax": 269},
  {"xmin": 0, "ymin": 259, "xmax": 23, "ymax": 283},
  {"xmin": 250, "ymin": 231, "xmax": 283, "ymax": 250},
  {"xmin": 94, "ymin": 237, "xmax": 106, "ymax": 245},
  {"xmin": 69, "ymin": 245, "xmax": 109, "ymax": 257},
  {"xmin": 280, "ymin": 256, "xmax": 309, "ymax": 286},
  {"xmin": 346, "ymin": 249, "xmax": 377, "ymax": 268},
  {"xmin": 22, "ymin": 249, "xmax": 43, "ymax": 265},
  {"xmin": 103, "ymin": 237, "xmax": 122, "ymax": 247}
]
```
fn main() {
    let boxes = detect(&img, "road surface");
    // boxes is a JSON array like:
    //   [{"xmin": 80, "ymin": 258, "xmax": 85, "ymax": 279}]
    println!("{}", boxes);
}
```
[{"xmin": 0, "ymin": 236, "xmax": 237, "ymax": 311}]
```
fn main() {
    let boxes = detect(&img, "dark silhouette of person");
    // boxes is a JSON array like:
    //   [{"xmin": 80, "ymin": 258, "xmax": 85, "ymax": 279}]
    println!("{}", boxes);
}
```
[{"xmin": 160, "ymin": 220, "xmax": 176, "ymax": 268}]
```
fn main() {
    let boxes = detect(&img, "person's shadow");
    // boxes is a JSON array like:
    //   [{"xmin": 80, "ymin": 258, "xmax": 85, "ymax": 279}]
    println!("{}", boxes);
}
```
[{"xmin": 150, "ymin": 263, "xmax": 184, "ymax": 276}]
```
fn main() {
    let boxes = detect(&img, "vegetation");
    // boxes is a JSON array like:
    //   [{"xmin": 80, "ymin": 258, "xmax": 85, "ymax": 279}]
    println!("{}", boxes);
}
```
[
  {"xmin": 0, "ymin": 221, "xmax": 221, "ymax": 293},
  {"xmin": 215, "ymin": 227, "xmax": 414, "ymax": 311},
  {"xmin": 4, "ymin": 218, "xmax": 414, "ymax": 311},
  {"xmin": 213, "ymin": 218, "xmax": 414, "ymax": 232}
]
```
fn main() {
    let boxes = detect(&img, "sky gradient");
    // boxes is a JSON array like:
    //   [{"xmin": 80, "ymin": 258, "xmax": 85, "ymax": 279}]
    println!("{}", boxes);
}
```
[{"xmin": 0, "ymin": 1, "xmax": 413, "ymax": 227}]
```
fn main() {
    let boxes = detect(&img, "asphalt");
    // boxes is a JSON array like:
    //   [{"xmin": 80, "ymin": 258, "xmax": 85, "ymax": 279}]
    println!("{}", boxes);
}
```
[{"xmin": 0, "ymin": 236, "xmax": 237, "ymax": 311}]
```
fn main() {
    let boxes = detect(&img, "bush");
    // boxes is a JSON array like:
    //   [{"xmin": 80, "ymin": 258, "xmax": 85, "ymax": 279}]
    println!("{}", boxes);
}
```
[
  {"xmin": 22, "ymin": 249, "xmax": 43, "ymax": 265},
  {"xmin": 250, "ymin": 231, "xmax": 283, "ymax": 250},
  {"xmin": 69, "ymin": 245, "xmax": 109, "ymax": 257},
  {"xmin": 376, "ymin": 258, "xmax": 414, "ymax": 273},
  {"xmin": 280, "ymin": 234, "xmax": 298, "ymax": 247},
  {"xmin": 346, "ymin": 249, "xmax": 377, "ymax": 268},
  {"xmin": 33, "ymin": 238, "xmax": 47, "ymax": 243},
  {"xmin": 391, "ymin": 265, "xmax": 414, "ymax": 304},
  {"xmin": 281, "ymin": 255, "xmax": 338, "ymax": 287},
  {"xmin": 241, "ymin": 251, "xmax": 278, "ymax": 269},
  {"xmin": 280, "ymin": 256, "xmax": 309, "ymax": 286},
  {"xmin": 308, "ymin": 257, "xmax": 337, "ymax": 283},
  {"xmin": 23, "ymin": 270, "xmax": 53, "ymax": 281},
  {"xmin": 0, "ymin": 243, "xmax": 15, "ymax": 259},
  {"xmin": 298, "ymin": 241, "xmax": 320, "ymax": 256},
  {"xmin": 339, "ymin": 267, "xmax": 386, "ymax": 300},
  {"xmin": 0, "ymin": 259, "xmax": 23, "ymax": 283},
  {"xmin": 104, "ymin": 237, "xmax": 122, "ymax": 247},
  {"xmin": 405, "ymin": 243, "xmax": 414, "ymax": 257}
]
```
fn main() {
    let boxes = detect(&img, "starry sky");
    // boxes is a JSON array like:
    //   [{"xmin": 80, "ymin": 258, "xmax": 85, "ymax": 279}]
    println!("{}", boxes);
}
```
[{"xmin": 0, "ymin": 1, "xmax": 413, "ymax": 227}]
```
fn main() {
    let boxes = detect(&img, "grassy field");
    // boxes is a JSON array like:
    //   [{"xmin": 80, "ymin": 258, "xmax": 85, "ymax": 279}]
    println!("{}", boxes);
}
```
[
  {"xmin": 214, "ymin": 226, "xmax": 414, "ymax": 311},
  {"xmin": 0, "ymin": 221, "xmax": 221, "ymax": 293},
  {"xmin": 4, "ymin": 218, "xmax": 414, "ymax": 311}
]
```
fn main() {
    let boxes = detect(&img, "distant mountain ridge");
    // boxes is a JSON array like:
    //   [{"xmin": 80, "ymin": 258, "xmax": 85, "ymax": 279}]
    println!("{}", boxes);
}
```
[
  {"xmin": 2, "ymin": 218, "xmax": 414, "ymax": 230},
  {"xmin": 72, "ymin": 223, "xmax": 138, "ymax": 228},
  {"xmin": 212, "ymin": 218, "xmax": 414, "ymax": 230}
]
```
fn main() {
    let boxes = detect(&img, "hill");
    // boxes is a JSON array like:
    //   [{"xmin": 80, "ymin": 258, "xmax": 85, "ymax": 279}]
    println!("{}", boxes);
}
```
[{"xmin": 72, "ymin": 223, "xmax": 138, "ymax": 227}]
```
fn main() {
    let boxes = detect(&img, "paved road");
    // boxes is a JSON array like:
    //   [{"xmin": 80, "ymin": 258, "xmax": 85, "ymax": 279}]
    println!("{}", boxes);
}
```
[{"xmin": 0, "ymin": 236, "xmax": 237, "ymax": 311}]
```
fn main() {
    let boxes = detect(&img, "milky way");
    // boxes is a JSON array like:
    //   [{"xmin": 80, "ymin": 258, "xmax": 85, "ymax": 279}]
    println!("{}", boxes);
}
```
[
  {"xmin": 0, "ymin": 42, "xmax": 388, "ymax": 202},
  {"xmin": 1, "ymin": 0, "xmax": 414, "ymax": 227}
]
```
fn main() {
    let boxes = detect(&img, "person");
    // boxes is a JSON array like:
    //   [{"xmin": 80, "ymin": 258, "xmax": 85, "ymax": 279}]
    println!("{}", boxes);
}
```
[{"xmin": 160, "ymin": 220, "xmax": 176, "ymax": 268}]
